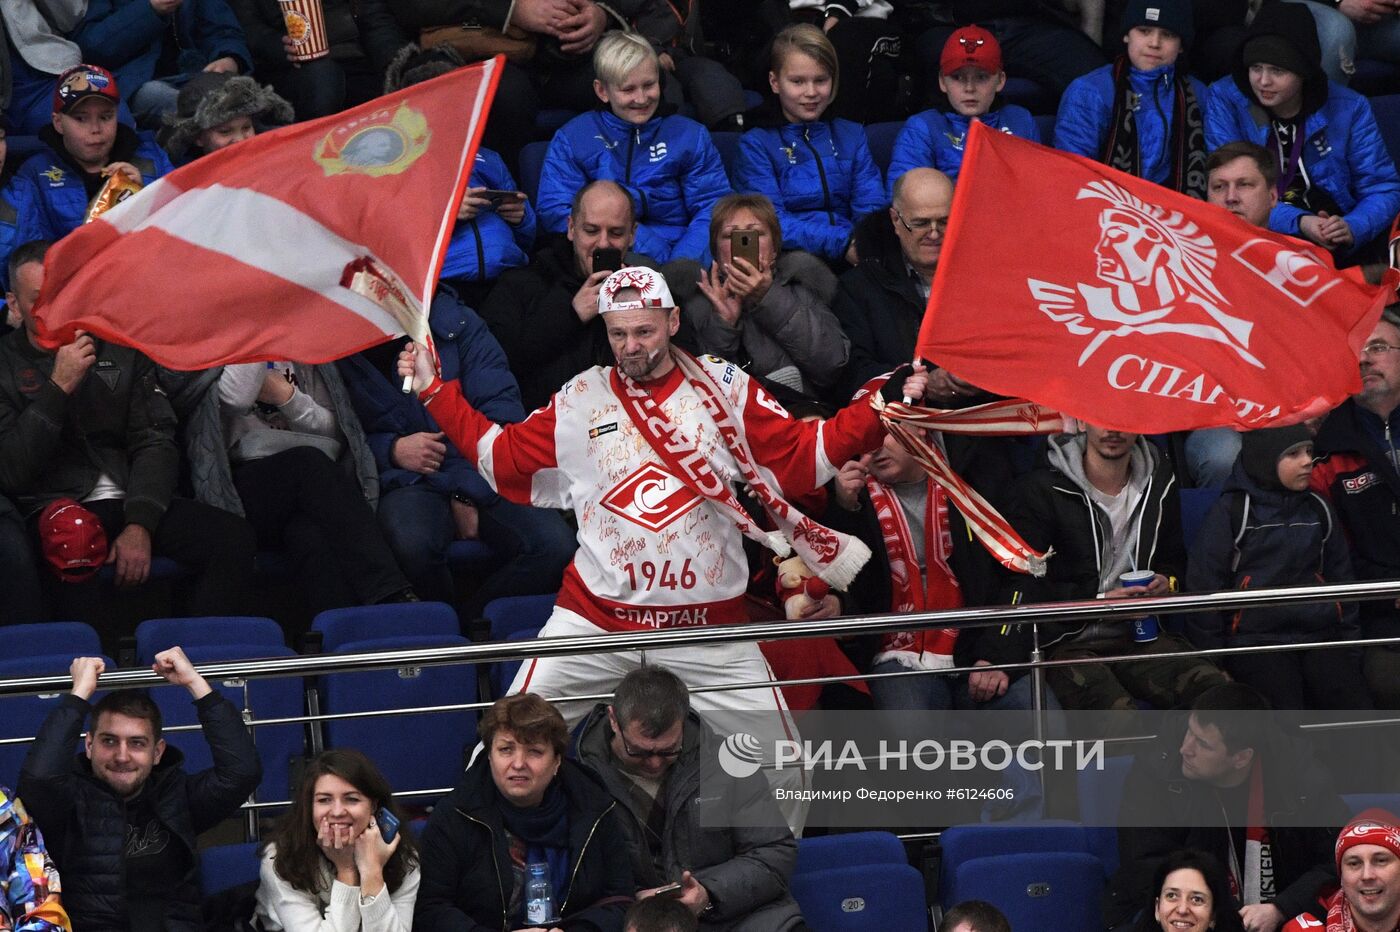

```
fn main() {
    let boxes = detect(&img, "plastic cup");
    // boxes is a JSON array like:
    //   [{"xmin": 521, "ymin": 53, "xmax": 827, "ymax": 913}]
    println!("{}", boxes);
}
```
[
  {"xmin": 1119, "ymin": 570, "xmax": 1159, "ymax": 642},
  {"xmin": 279, "ymin": 0, "xmax": 329, "ymax": 62}
]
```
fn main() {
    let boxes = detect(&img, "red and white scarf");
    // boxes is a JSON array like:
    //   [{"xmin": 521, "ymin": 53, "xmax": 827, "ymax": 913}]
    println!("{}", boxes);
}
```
[
  {"xmin": 611, "ymin": 350, "xmax": 870, "ymax": 590},
  {"xmin": 1226, "ymin": 762, "xmax": 1274, "ymax": 907},
  {"xmin": 867, "ymin": 475, "xmax": 962, "ymax": 670},
  {"xmin": 873, "ymin": 395, "xmax": 1066, "ymax": 577}
]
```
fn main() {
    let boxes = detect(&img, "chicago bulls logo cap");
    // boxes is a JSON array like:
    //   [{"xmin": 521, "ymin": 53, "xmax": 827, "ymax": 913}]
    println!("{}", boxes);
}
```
[
  {"xmin": 599, "ymin": 266, "xmax": 676, "ymax": 315},
  {"xmin": 37, "ymin": 499, "xmax": 108, "ymax": 582},
  {"xmin": 940, "ymin": 26, "xmax": 1002, "ymax": 76}
]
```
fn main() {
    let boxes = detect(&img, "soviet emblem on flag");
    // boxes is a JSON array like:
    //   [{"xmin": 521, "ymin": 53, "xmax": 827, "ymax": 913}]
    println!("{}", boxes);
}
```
[
  {"xmin": 315, "ymin": 102, "xmax": 431, "ymax": 178},
  {"xmin": 1028, "ymin": 180, "xmax": 1262, "ymax": 369}
]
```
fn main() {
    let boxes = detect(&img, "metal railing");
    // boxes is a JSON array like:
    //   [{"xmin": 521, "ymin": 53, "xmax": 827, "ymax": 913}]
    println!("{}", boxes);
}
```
[{"xmin": 5, "ymin": 578, "xmax": 1400, "ymax": 815}]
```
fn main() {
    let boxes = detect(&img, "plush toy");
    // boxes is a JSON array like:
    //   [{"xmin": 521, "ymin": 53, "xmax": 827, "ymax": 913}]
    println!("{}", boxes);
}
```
[{"xmin": 774, "ymin": 556, "xmax": 831, "ymax": 619}]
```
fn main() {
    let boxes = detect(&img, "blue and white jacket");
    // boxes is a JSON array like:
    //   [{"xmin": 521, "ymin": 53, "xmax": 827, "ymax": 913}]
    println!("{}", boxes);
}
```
[
  {"xmin": 440, "ymin": 147, "xmax": 536, "ymax": 286},
  {"xmin": 887, "ymin": 106, "xmax": 1039, "ymax": 191}
]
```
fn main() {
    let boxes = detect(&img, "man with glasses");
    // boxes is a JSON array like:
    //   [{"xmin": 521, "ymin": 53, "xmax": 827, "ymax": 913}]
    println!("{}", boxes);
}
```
[
  {"xmin": 574, "ymin": 665, "xmax": 808, "ymax": 931},
  {"xmin": 1312, "ymin": 305, "xmax": 1400, "ymax": 708},
  {"xmin": 835, "ymin": 167, "xmax": 980, "ymax": 403}
]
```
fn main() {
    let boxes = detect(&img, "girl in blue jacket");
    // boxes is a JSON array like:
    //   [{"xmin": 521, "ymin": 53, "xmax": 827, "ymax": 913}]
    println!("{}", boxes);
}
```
[
  {"xmin": 1054, "ymin": 0, "xmax": 1208, "ymax": 199},
  {"xmin": 535, "ymin": 32, "xmax": 731, "ymax": 264},
  {"xmin": 733, "ymin": 24, "xmax": 884, "ymax": 267},
  {"xmin": 1205, "ymin": 3, "xmax": 1400, "ymax": 261},
  {"xmin": 887, "ymin": 25, "xmax": 1040, "ymax": 192}
]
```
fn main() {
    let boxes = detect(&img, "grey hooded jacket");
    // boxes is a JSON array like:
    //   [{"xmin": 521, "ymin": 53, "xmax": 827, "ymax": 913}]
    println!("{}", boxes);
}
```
[{"xmin": 574, "ymin": 704, "xmax": 805, "ymax": 932}]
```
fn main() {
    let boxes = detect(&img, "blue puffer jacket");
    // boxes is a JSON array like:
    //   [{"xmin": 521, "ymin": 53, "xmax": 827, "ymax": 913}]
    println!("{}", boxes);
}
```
[
  {"xmin": 439, "ymin": 147, "xmax": 536, "ymax": 286},
  {"xmin": 1054, "ymin": 61, "xmax": 1208, "ymax": 187},
  {"xmin": 1205, "ymin": 77, "xmax": 1400, "ymax": 250},
  {"xmin": 733, "ymin": 119, "xmax": 885, "ymax": 260},
  {"xmin": 536, "ymin": 109, "xmax": 732, "ymax": 263},
  {"xmin": 336, "ymin": 287, "xmax": 524, "ymax": 507},
  {"xmin": 887, "ymin": 106, "xmax": 1040, "ymax": 191},
  {"xmin": 0, "ymin": 178, "xmax": 42, "ymax": 295},
  {"xmin": 17, "ymin": 127, "xmax": 174, "ymax": 240},
  {"xmin": 72, "ymin": 0, "xmax": 252, "ymax": 99}
]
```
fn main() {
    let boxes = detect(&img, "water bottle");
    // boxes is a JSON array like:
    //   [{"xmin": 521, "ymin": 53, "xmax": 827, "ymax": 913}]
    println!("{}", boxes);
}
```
[{"xmin": 525, "ymin": 862, "xmax": 555, "ymax": 926}]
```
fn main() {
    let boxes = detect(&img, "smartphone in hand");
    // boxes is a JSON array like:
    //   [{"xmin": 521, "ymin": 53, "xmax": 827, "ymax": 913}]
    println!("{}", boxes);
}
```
[
  {"xmin": 592, "ymin": 247, "xmax": 623, "ymax": 274},
  {"xmin": 375, "ymin": 807, "xmax": 400, "ymax": 844}
]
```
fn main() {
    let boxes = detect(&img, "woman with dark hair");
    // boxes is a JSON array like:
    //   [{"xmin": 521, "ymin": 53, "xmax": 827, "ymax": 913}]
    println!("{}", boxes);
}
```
[
  {"xmin": 1133, "ymin": 849, "xmax": 1246, "ymax": 932},
  {"xmin": 414, "ymin": 693, "xmax": 633, "ymax": 932},
  {"xmin": 255, "ymin": 749, "xmax": 420, "ymax": 931}
]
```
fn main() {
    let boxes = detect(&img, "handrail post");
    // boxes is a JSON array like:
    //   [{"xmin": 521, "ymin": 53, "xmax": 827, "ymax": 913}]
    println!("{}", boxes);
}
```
[{"xmin": 1030, "ymin": 621, "xmax": 1047, "ymax": 804}]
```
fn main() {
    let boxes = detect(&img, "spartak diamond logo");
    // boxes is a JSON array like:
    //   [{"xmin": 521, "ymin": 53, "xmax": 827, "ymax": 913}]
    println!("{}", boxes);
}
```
[
  {"xmin": 1028, "ymin": 180, "xmax": 1262, "ymax": 369},
  {"xmin": 601, "ymin": 463, "xmax": 702, "ymax": 532}
]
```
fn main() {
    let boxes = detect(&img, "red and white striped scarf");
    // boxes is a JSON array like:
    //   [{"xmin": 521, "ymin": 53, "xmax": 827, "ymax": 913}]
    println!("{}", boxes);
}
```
[
  {"xmin": 611, "ymin": 350, "xmax": 870, "ymax": 590},
  {"xmin": 867, "ymin": 475, "xmax": 962, "ymax": 670},
  {"xmin": 872, "ymin": 395, "xmax": 1067, "ymax": 576}
]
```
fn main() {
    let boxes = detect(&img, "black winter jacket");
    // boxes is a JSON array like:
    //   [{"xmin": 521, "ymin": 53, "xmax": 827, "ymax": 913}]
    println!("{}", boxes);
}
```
[
  {"xmin": 1186, "ymin": 461, "xmax": 1358, "ymax": 649},
  {"xmin": 18, "ymin": 692, "xmax": 262, "ymax": 931},
  {"xmin": 1312, "ymin": 398, "xmax": 1400, "ymax": 639},
  {"xmin": 0, "ymin": 329, "xmax": 179, "ymax": 531},
  {"xmin": 1103, "ymin": 716, "xmax": 1346, "ymax": 927},
  {"xmin": 833, "ymin": 211, "xmax": 923, "ymax": 397},
  {"xmin": 573, "ymin": 705, "xmax": 803, "ymax": 931},
  {"xmin": 413, "ymin": 754, "xmax": 633, "ymax": 932},
  {"xmin": 1000, "ymin": 434, "xmax": 1185, "ymax": 654}
]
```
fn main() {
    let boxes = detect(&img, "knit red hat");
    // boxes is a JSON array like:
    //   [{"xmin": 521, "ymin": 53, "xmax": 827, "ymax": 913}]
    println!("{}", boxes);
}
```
[
  {"xmin": 1335, "ymin": 809, "xmax": 1400, "ymax": 871},
  {"xmin": 940, "ymin": 26, "xmax": 1003, "ymax": 76}
]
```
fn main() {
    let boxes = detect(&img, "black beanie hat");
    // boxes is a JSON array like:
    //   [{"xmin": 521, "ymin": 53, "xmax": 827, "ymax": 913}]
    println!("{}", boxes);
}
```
[
  {"xmin": 1120, "ymin": 0, "xmax": 1194, "ymax": 49},
  {"xmin": 1240, "ymin": 424, "xmax": 1313, "ymax": 490}
]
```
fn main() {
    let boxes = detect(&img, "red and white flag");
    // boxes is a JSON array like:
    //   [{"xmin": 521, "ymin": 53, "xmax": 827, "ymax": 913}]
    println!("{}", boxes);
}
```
[
  {"xmin": 918, "ymin": 122, "xmax": 1398, "ymax": 433},
  {"xmin": 32, "ymin": 57, "xmax": 502, "ymax": 369}
]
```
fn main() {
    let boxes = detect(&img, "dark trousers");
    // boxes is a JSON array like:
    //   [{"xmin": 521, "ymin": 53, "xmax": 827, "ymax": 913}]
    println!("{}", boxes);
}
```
[
  {"xmin": 233, "ymin": 446, "xmax": 408, "ymax": 614},
  {"xmin": 75, "ymin": 497, "xmax": 257, "ymax": 617},
  {"xmin": 377, "ymin": 483, "xmax": 576, "ymax": 615},
  {"xmin": 1228, "ymin": 645, "xmax": 1375, "ymax": 711},
  {"xmin": 0, "ymin": 496, "xmax": 44, "ymax": 624},
  {"xmin": 264, "ymin": 56, "xmax": 381, "ymax": 122}
]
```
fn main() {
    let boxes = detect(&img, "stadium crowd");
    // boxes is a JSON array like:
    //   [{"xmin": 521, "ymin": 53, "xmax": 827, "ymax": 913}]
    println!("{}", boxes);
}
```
[{"xmin": 0, "ymin": 0, "xmax": 1395, "ymax": 927}]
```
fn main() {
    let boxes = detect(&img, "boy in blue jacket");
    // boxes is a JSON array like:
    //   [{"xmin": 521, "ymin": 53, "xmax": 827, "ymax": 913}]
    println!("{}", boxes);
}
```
[
  {"xmin": 1186, "ymin": 424, "xmax": 1372, "ymax": 711},
  {"xmin": 16, "ymin": 64, "xmax": 174, "ymax": 243},
  {"xmin": 1054, "ymin": 0, "xmax": 1208, "ymax": 199},
  {"xmin": 1205, "ymin": 3, "xmax": 1400, "ymax": 262},
  {"xmin": 887, "ymin": 26, "xmax": 1040, "ymax": 193},
  {"xmin": 535, "ymin": 31, "xmax": 731, "ymax": 265},
  {"xmin": 733, "ymin": 24, "xmax": 884, "ymax": 265}
]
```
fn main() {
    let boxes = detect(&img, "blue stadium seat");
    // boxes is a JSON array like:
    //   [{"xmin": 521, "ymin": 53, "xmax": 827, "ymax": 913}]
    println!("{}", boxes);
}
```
[
  {"xmin": 1076, "ymin": 755, "xmax": 1133, "ymax": 876},
  {"xmin": 1179, "ymin": 486, "xmax": 1222, "ymax": 551},
  {"xmin": 150, "ymin": 643, "xmax": 305, "ymax": 806},
  {"xmin": 947, "ymin": 851, "xmax": 1105, "ymax": 932},
  {"xmin": 0, "ymin": 653, "xmax": 115, "ymax": 789},
  {"xmin": 483, "ymin": 595, "xmax": 555, "ymax": 641},
  {"xmin": 791, "ymin": 863, "xmax": 928, "ymax": 931},
  {"xmin": 864, "ymin": 122, "xmax": 904, "ymax": 176},
  {"xmin": 796, "ymin": 831, "xmax": 907, "ymax": 874},
  {"xmin": 1003, "ymin": 76, "xmax": 1057, "ymax": 114},
  {"xmin": 0, "ymin": 622, "xmax": 100, "ymax": 658},
  {"xmin": 519, "ymin": 141, "xmax": 551, "ymax": 204},
  {"xmin": 200, "ymin": 841, "xmax": 262, "ymax": 897},
  {"xmin": 1343, "ymin": 793, "xmax": 1400, "ymax": 816},
  {"xmin": 312, "ymin": 602, "xmax": 462, "ymax": 652},
  {"xmin": 320, "ymin": 635, "xmax": 477, "ymax": 798},
  {"xmin": 712, "ymin": 131, "xmax": 742, "ymax": 186},
  {"xmin": 490, "ymin": 626, "xmax": 542, "ymax": 699},
  {"xmin": 1371, "ymin": 95, "xmax": 1400, "ymax": 170},
  {"xmin": 135, "ymin": 616, "xmax": 285, "ymax": 664},
  {"xmin": 534, "ymin": 109, "xmax": 577, "ymax": 134}
]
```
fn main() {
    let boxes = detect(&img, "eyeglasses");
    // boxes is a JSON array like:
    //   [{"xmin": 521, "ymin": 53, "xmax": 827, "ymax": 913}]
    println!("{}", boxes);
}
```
[
  {"xmin": 616, "ymin": 728, "xmax": 682, "ymax": 761},
  {"xmin": 1362, "ymin": 342, "xmax": 1400, "ymax": 358},
  {"xmin": 894, "ymin": 209, "xmax": 948, "ymax": 237}
]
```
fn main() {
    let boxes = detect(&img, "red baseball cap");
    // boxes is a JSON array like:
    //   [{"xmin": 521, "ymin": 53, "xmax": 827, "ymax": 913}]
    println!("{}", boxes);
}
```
[
  {"xmin": 940, "ymin": 26, "xmax": 1003, "ymax": 76},
  {"xmin": 53, "ymin": 65, "xmax": 121, "ymax": 116},
  {"xmin": 38, "ymin": 499, "xmax": 107, "ymax": 582}
]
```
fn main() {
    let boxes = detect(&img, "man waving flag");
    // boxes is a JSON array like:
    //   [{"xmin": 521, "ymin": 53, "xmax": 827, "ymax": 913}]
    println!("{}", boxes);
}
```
[
  {"xmin": 30, "ymin": 57, "xmax": 502, "ymax": 370},
  {"xmin": 916, "ymin": 122, "xmax": 1397, "ymax": 433}
]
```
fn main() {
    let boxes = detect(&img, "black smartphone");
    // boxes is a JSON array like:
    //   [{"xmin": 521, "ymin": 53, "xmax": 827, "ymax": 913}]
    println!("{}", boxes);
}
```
[
  {"xmin": 592, "ymin": 247, "xmax": 623, "ymax": 274},
  {"xmin": 729, "ymin": 230, "xmax": 760, "ymax": 269},
  {"xmin": 653, "ymin": 882, "xmax": 683, "ymax": 897},
  {"xmin": 375, "ymin": 807, "xmax": 400, "ymax": 844},
  {"xmin": 480, "ymin": 189, "xmax": 521, "ymax": 205}
]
